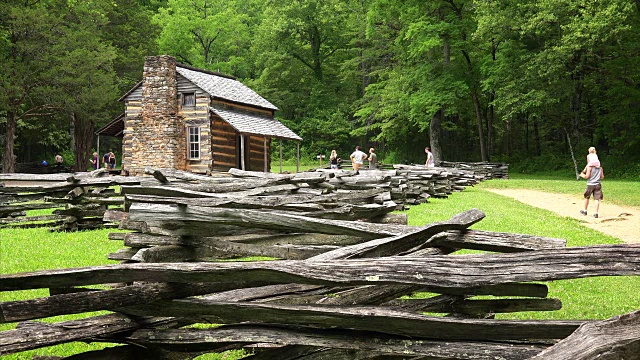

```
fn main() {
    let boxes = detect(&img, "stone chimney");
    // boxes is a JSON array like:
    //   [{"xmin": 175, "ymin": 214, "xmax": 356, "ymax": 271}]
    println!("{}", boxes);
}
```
[{"xmin": 124, "ymin": 55, "xmax": 183, "ymax": 175}]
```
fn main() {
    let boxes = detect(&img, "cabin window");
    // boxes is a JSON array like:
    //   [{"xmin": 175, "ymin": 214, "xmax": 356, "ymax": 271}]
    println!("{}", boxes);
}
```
[
  {"xmin": 187, "ymin": 126, "xmax": 200, "ymax": 160},
  {"xmin": 182, "ymin": 92, "xmax": 195, "ymax": 107}
]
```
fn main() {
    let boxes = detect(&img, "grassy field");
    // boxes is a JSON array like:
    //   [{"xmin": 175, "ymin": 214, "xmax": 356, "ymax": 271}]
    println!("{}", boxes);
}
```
[
  {"xmin": 0, "ymin": 228, "xmax": 124, "ymax": 359},
  {"xmin": 1, "ymin": 175, "xmax": 639, "ymax": 358},
  {"xmin": 271, "ymin": 163, "xmax": 318, "ymax": 173},
  {"xmin": 407, "ymin": 183, "xmax": 640, "ymax": 321},
  {"xmin": 490, "ymin": 173, "xmax": 640, "ymax": 207}
]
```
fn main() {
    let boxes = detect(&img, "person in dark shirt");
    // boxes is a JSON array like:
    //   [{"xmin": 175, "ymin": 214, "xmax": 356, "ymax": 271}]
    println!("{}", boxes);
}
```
[
  {"xmin": 108, "ymin": 152, "xmax": 116, "ymax": 169},
  {"xmin": 103, "ymin": 152, "xmax": 110, "ymax": 169},
  {"xmin": 91, "ymin": 152, "xmax": 99, "ymax": 170}
]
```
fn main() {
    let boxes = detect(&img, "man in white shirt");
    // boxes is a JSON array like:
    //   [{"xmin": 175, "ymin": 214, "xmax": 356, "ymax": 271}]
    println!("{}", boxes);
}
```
[{"xmin": 350, "ymin": 146, "xmax": 367, "ymax": 171}]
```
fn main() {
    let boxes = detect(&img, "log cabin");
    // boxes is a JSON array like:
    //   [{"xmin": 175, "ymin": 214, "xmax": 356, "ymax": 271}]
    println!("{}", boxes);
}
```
[{"xmin": 97, "ymin": 55, "xmax": 301, "ymax": 176}]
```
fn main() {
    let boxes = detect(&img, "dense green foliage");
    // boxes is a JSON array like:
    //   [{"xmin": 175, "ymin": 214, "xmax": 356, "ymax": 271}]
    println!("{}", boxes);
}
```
[{"xmin": 2, "ymin": 0, "xmax": 640, "ymax": 172}]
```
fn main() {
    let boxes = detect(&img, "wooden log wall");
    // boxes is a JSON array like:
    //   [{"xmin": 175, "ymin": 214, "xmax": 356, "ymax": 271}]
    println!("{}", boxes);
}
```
[
  {"xmin": 211, "ymin": 116, "xmax": 238, "ymax": 171},
  {"xmin": 247, "ymin": 135, "xmax": 271, "ymax": 172}
]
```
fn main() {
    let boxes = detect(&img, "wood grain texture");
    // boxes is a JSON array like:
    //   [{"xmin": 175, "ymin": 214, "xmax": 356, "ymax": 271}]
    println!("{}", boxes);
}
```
[
  {"xmin": 119, "ymin": 299, "xmax": 584, "ymax": 341},
  {"xmin": 120, "ymin": 325, "xmax": 547, "ymax": 359},
  {"xmin": 530, "ymin": 310, "xmax": 640, "ymax": 360},
  {"xmin": 3, "ymin": 245, "xmax": 638, "ymax": 291}
]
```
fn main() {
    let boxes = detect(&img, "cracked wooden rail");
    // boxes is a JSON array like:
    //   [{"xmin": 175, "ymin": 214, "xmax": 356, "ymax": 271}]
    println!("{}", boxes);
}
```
[{"xmin": 2, "ymin": 245, "xmax": 639, "ymax": 292}]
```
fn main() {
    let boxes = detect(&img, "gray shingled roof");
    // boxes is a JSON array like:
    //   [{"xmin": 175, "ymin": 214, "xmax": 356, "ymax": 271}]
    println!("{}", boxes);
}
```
[
  {"xmin": 177, "ymin": 66, "xmax": 278, "ymax": 111},
  {"xmin": 95, "ymin": 113, "xmax": 125, "ymax": 137},
  {"xmin": 211, "ymin": 107, "xmax": 302, "ymax": 141}
]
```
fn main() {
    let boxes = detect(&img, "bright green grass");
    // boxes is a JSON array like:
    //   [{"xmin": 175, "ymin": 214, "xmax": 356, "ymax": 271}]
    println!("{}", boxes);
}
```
[
  {"xmin": 408, "ymin": 187, "xmax": 640, "ymax": 320},
  {"xmin": 483, "ymin": 174, "xmax": 640, "ymax": 208},
  {"xmin": 270, "ymin": 163, "xmax": 318, "ymax": 173},
  {"xmin": 0, "ymin": 228, "xmax": 125, "ymax": 359},
  {"xmin": 0, "ymin": 227, "xmax": 250, "ymax": 360}
]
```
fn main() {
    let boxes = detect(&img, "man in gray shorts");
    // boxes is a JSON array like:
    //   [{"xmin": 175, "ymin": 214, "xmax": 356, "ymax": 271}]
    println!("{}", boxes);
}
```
[{"xmin": 579, "ymin": 164, "xmax": 604, "ymax": 218}]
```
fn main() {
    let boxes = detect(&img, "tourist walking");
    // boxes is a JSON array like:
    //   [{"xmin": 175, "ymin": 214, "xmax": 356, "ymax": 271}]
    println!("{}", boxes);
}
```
[
  {"xmin": 579, "ymin": 159, "xmax": 604, "ymax": 218},
  {"xmin": 103, "ymin": 152, "xmax": 110, "ymax": 169},
  {"xmin": 425, "ymin": 147, "xmax": 435, "ymax": 167}
]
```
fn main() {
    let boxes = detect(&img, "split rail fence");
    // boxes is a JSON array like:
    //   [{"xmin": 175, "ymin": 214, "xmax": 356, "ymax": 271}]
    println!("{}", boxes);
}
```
[
  {"xmin": 0, "ymin": 169, "xmax": 133, "ymax": 231},
  {"xmin": 2, "ymin": 166, "xmax": 640, "ymax": 359},
  {"xmin": 0, "ymin": 162, "xmax": 505, "ymax": 231}
]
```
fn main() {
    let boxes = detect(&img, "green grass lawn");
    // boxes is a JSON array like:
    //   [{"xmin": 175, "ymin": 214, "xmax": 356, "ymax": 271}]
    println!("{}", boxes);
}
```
[
  {"xmin": 1, "ymin": 175, "xmax": 639, "ymax": 358},
  {"xmin": 407, "ymin": 185, "xmax": 640, "ymax": 320},
  {"xmin": 0, "ymin": 228, "xmax": 245, "ymax": 359},
  {"xmin": 0, "ymin": 228, "xmax": 124, "ymax": 359},
  {"xmin": 270, "ymin": 163, "xmax": 318, "ymax": 173}
]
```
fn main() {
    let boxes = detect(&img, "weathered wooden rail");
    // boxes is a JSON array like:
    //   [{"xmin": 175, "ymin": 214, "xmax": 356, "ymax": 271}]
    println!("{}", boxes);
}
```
[
  {"xmin": 0, "ymin": 170, "xmax": 134, "ymax": 231},
  {"xmin": 0, "ymin": 162, "xmax": 501, "ymax": 231},
  {"xmin": 437, "ymin": 161, "xmax": 509, "ymax": 179},
  {"xmin": 7, "ymin": 164, "xmax": 640, "ymax": 359},
  {"xmin": 1, "ymin": 243, "xmax": 639, "ymax": 358},
  {"xmin": 3, "ymin": 191, "xmax": 639, "ymax": 359}
]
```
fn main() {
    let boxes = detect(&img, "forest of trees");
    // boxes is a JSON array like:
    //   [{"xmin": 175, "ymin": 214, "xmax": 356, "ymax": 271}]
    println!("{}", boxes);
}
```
[{"xmin": 2, "ymin": 0, "xmax": 639, "ymax": 176}]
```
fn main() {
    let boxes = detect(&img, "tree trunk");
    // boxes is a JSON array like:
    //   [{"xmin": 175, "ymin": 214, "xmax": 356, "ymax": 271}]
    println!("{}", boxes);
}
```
[
  {"xmin": 428, "ymin": 33, "xmax": 451, "ymax": 164},
  {"xmin": 72, "ymin": 112, "xmax": 95, "ymax": 172},
  {"xmin": 462, "ymin": 48, "xmax": 488, "ymax": 163},
  {"xmin": 524, "ymin": 114, "xmax": 529, "ymax": 153},
  {"xmin": 487, "ymin": 40, "xmax": 497, "ymax": 160},
  {"xmin": 506, "ymin": 116, "xmax": 512, "ymax": 158},
  {"xmin": 471, "ymin": 90, "xmax": 488, "ymax": 162},
  {"xmin": 487, "ymin": 92, "xmax": 494, "ymax": 161},
  {"xmin": 2, "ymin": 110, "xmax": 17, "ymax": 173},
  {"xmin": 429, "ymin": 109, "xmax": 443, "ymax": 163},
  {"xmin": 533, "ymin": 117, "xmax": 541, "ymax": 156}
]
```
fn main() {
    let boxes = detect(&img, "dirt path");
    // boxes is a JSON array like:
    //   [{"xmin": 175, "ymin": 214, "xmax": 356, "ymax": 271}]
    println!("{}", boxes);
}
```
[{"xmin": 486, "ymin": 189, "xmax": 640, "ymax": 244}]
